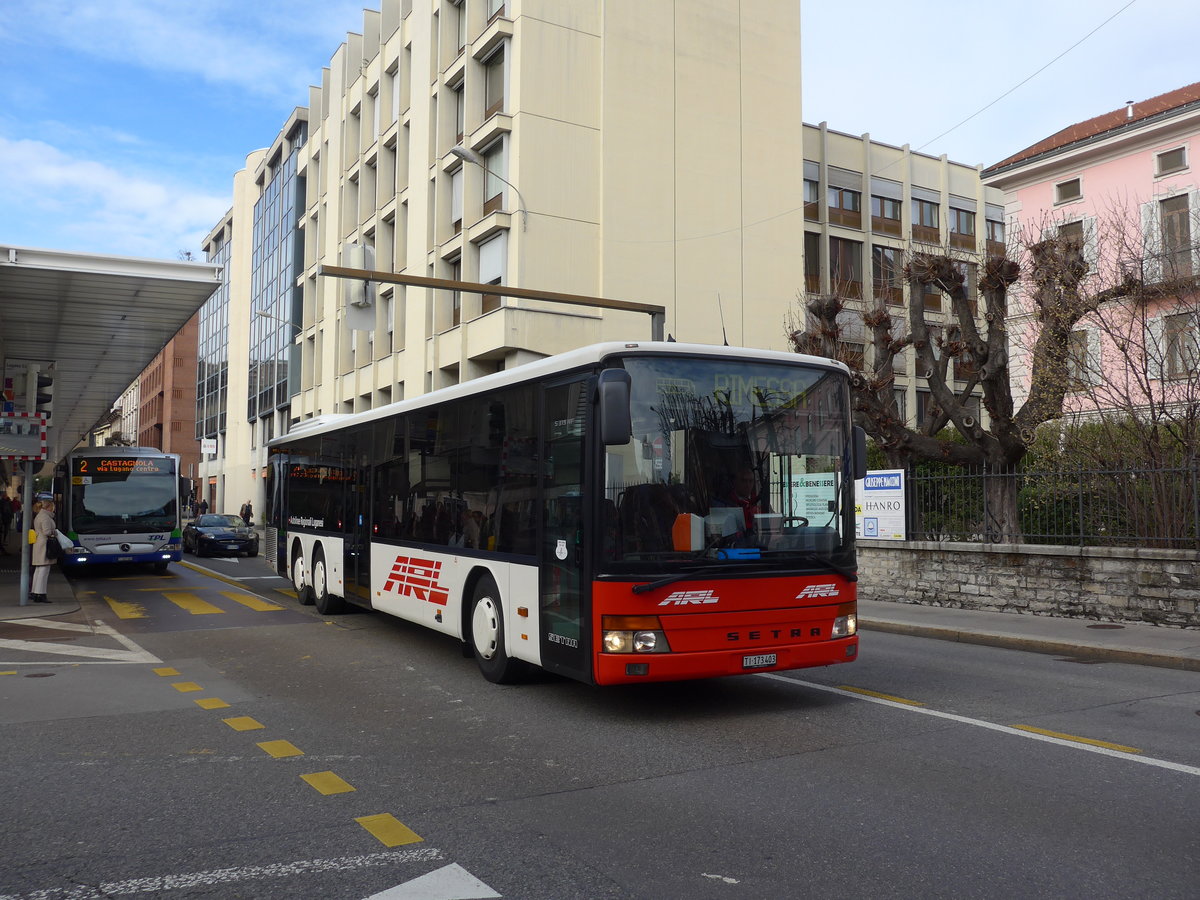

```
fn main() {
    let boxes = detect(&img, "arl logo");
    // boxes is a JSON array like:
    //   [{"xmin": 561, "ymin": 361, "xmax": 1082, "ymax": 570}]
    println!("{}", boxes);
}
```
[
  {"xmin": 795, "ymin": 583, "xmax": 839, "ymax": 600},
  {"xmin": 383, "ymin": 555, "xmax": 449, "ymax": 606},
  {"xmin": 659, "ymin": 589, "xmax": 718, "ymax": 607}
]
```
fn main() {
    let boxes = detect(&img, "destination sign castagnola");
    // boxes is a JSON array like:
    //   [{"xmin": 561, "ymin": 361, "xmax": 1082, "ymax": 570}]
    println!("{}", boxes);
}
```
[{"xmin": 72, "ymin": 457, "xmax": 174, "ymax": 477}]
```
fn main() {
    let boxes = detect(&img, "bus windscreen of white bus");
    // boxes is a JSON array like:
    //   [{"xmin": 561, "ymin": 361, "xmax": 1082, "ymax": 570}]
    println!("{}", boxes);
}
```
[
  {"xmin": 603, "ymin": 357, "xmax": 851, "ymax": 570},
  {"xmin": 70, "ymin": 459, "xmax": 178, "ymax": 534}
]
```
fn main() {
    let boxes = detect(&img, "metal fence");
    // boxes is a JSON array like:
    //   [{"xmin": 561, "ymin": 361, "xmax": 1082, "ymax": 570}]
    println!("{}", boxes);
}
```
[{"xmin": 906, "ymin": 464, "xmax": 1200, "ymax": 549}]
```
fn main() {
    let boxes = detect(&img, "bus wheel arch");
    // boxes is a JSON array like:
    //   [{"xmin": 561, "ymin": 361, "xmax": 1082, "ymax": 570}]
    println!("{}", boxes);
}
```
[
  {"xmin": 311, "ymin": 545, "xmax": 344, "ymax": 615},
  {"xmin": 291, "ymin": 540, "xmax": 314, "ymax": 606},
  {"xmin": 467, "ymin": 573, "xmax": 526, "ymax": 684}
]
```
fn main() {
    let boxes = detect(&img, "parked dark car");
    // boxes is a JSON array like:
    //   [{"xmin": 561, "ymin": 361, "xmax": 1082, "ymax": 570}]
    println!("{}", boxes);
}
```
[{"xmin": 184, "ymin": 514, "xmax": 259, "ymax": 557}]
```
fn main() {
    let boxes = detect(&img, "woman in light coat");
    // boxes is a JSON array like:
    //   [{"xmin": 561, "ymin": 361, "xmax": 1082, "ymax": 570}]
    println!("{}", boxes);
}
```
[{"xmin": 30, "ymin": 499, "xmax": 61, "ymax": 603}]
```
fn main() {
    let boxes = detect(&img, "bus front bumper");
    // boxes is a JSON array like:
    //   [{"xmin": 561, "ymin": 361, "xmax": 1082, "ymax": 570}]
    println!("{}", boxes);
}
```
[
  {"xmin": 62, "ymin": 548, "xmax": 182, "ymax": 567},
  {"xmin": 593, "ymin": 635, "xmax": 858, "ymax": 685}
]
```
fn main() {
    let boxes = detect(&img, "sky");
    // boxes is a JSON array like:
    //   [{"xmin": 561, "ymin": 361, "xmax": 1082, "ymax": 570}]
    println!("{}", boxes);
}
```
[{"xmin": 1, "ymin": 0, "xmax": 1198, "ymax": 261}]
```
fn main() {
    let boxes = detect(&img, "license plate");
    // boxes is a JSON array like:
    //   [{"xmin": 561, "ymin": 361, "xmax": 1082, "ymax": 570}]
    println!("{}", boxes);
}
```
[
  {"xmin": 743, "ymin": 653, "xmax": 777, "ymax": 669},
  {"xmin": 225, "ymin": 543, "xmax": 240, "ymax": 549}
]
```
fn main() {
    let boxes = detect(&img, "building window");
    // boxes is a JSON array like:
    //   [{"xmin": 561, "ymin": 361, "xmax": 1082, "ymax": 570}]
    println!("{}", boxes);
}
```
[
  {"xmin": 912, "ymin": 198, "xmax": 939, "ymax": 243},
  {"xmin": 804, "ymin": 179, "xmax": 820, "ymax": 221},
  {"xmin": 1055, "ymin": 178, "xmax": 1082, "ymax": 204},
  {"xmin": 450, "ymin": 257, "xmax": 462, "ymax": 327},
  {"xmin": 871, "ymin": 195, "xmax": 902, "ymax": 236},
  {"xmin": 1058, "ymin": 220, "xmax": 1085, "ymax": 251},
  {"xmin": 827, "ymin": 186, "xmax": 862, "ymax": 228},
  {"xmin": 483, "ymin": 46, "xmax": 505, "ymax": 118},
  {"xmin": 949, "ymin": 207, "xmax": 975, "ymax": 249},
  {"xmin": 986, "ymin": 217, "xmax": 1006, "ymax": 254},
  {"xmin": 1159, "ymin": 194, "xmax": 1193, "ymax": 280},
  {"xmin": 453, "ymin": 82, "xmax": 465, "ymax": 142},
  {"xmin": 481, "ymin": 139, "xmax": 506, "ymax": 213},
  {"xmin": 478, "ymin": 232, "xmax": 506, "ymax": 314},
  {"xmin": 451, "ymin": 166, "xmax": 463, "ymax": 232},
  {"xmin": 872, "ymin": 245, "xmax": 904, "ymax": 305},
  {"xmin": 1156, "ymin": 147, "xmax": 1187, "ymax": 177},
  {"xmin": 1164, "ymin": 312, "xmax": 1199, "ymax": 380},
  {"xmin": 804, "ymin": 231, "xmax": 821, "ymax": 294},
  {"xmin": 829, "ymin": 237, "xmax": 863, "ymax": 299},
  {"xmin": 487, "ymin": 0, "xmax": 505, "ymax": 22}
]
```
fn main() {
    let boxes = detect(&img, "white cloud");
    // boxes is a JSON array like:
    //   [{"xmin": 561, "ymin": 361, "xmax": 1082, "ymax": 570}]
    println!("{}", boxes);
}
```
[
  {"xmin": 6, "ymin": 0, "xmax": 369, "ymax": 103},
  {"xmin": 0, "ymin": 136, "xmax": 228, "ymax": 258}
]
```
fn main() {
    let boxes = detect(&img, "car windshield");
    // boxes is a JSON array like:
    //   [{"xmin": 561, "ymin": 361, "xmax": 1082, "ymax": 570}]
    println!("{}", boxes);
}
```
[
  {"xmin": 601, "ymin": 355, "xmax": 852, "ymax": 575},
  {"xmin": 199, "ymin": 515, "xmax": 243, "ymax": 528}
]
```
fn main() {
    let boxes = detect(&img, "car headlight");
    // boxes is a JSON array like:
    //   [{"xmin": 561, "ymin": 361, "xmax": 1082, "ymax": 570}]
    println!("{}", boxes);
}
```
[
  {"xmin": 832, "ymin": 614, "xmax": 857, "ymax": 637},
  {"xmin": 601, "ymin": 616, "xmax": 671, "ymax": 653}
]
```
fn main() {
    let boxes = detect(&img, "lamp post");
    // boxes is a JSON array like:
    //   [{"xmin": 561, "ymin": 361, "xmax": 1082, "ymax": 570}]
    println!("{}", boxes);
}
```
[{"xmin": 450, "ymin": 145, "xmax": 528, "ymax": 231}]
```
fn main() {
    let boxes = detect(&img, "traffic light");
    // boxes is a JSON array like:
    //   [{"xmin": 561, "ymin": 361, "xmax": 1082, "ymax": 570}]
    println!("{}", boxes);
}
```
[{"xmin": 33, "ymin": 366, "xmax": 54, "ymax": 424}]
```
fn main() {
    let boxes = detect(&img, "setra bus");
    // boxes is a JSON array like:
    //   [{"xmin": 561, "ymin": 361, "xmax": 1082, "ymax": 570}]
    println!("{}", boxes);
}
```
[
  {"xmin": 60, "ymin": 447, "xmax": 184, "ymax": 571},
  {"xmin": 265, "ymin": 341, "xmax": 866, "ymax": 685}
]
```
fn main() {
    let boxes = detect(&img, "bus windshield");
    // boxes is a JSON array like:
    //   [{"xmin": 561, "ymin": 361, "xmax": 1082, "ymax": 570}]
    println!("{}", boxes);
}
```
[
  {"xmin": 69, "ymin": 457, "xmax": 179, "ymax": 534},
  {"xmin": 602, "ymin": 356, "xmax": 851, "ymax": 573}
]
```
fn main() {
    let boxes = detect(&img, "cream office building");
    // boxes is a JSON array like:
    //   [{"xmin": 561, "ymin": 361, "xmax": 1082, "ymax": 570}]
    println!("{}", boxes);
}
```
[{"xmin": 198, "ymin": 0, "xmax": 806, "ymax": 513}]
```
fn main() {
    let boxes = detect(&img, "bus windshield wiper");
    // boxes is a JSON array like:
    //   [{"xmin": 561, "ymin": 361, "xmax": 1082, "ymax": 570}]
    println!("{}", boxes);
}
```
[{"xmin": 631, "ymin": 563, "xmax": 767, "ymax": 595}]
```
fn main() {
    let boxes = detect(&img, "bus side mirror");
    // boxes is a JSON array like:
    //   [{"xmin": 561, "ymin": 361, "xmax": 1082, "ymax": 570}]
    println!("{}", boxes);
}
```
[
  {"xmin": 596, "ymin": 369, "xmax": 632, "ymax": 446},
  {"xmin": 853, "ymin": 426, "xmax": 868, "ymax": 481}
]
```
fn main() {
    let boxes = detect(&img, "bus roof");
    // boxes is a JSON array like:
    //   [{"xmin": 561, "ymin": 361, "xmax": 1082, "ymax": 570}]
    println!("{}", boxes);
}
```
[
  {"xmin": 69, "ymin": 446, "xmax": 180, "ymax": 458},
  {"xmin": 268, "ymin": 340, "xmax": 848, "ymax": 448}
]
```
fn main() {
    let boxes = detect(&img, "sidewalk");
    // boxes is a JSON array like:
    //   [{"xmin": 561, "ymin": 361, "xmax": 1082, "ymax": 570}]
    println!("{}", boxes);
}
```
[{"xmin": 1, "ymin": 525, "xmax": 1197, "ymax": 671}]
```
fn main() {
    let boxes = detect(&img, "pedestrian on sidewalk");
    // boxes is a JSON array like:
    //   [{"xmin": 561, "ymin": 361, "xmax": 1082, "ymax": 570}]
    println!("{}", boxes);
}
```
[
  {"xmin": 30, "ymin": 499, "xmax": 63, "ymax": 604},
  {"xmin": 196, "ymin": 498, "xmax": 209, "ymax": 516},
  {"xmin": 240, "ymin": 500, "xmax": 253, "ymax": 526},
  {"xmin": 0, "ymin": 494, "xmax": 11, "ymax": 552}
]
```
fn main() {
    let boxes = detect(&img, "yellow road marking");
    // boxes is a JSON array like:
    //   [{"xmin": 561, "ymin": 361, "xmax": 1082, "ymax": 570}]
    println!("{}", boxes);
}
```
[
  {"xmin": 301, "ymin": 771, "xmax": 356, "ymax": 795},
  {"xmin": 1010, "ymin": 725, "xmax": 1141, "ymax": 754},
  {"xmin": 171, "ymin": 682, "xmax": 203, "ymax": 693},
  {"xmin": 278, "ymin": 588, "xmax": 298, "ymax": 599},
  {"xmin": 165, "ymin": 592, "xmax": 224, "ymax": 615},
  {"xmin": 195, "ymin": 697, "xmax": 230, "ymax": 710},
  {"xmin": 837, "ymin": 685, "xmax": 925, "ymax": 707},
  {"xmin": 105, "ymin": 596, "xmax": 147, "ymax": 619},
  {"xmin": 1, "ymin": 671, "xmax": 16, "ymax": 676},
  {"xmin": 223, "ymin": 716, "xmax": 264, "ymax": 731},
  {"xmin": 221, "ymin": 591, "xmax": 284, "ymax": 612},
  {"xmin": 257, "ymin": 740, "xmax": 304, "ymax": 758},
  {"xmin": 355, "ymin": 814, "xmax": 423, "ymax": 847},
  {"xmin": 153, "ymin": 667, "xmax": 180, "ymax": 676}
]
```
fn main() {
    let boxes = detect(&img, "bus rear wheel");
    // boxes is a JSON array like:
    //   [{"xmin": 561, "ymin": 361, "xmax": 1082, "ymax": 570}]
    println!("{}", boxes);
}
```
[
  {"xmin": 312, "ymin": 549, "xmax": 344, "ymax": 615},
  {"xmin": 469, "ymin": 577, "xmax": 526, "ymax": 684}
]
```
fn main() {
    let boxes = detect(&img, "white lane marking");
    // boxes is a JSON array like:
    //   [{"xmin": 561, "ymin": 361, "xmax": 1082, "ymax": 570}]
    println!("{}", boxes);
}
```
[
  {"xmin": 0, "ymin": 619, "xmax": 160, "ymax": 665},
  {"xmin": 0, "ymin": 848, "xmax": 444, "ymax": 900},
  {"xmin": 364, "ymin": 863, "xmax": 501, "ymax": 899},
  {"xmin": 761, "ymin": 673, "xmax": 1200, "ymax": 778}
]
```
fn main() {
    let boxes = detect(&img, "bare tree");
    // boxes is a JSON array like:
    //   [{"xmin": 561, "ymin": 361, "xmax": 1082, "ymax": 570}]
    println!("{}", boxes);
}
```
[{"xmin": 789, "ymin": 225, "xmax": 1144, "ymax": 541}]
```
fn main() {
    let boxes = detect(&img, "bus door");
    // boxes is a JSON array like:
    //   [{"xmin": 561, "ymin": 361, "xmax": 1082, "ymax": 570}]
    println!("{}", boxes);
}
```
[
  {"xmin": 347, "ymin": 462, "xmax": 371, "ymax": 603},
  {"xmin": 539, "ymin": 377, "xmax": 590, "ymax": 678}
]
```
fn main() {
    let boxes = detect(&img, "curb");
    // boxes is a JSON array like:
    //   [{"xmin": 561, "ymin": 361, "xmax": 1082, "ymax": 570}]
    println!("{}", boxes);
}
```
[{"xmin": 861, "ymin": 619, "xmax": 1200, "ymax": 673}]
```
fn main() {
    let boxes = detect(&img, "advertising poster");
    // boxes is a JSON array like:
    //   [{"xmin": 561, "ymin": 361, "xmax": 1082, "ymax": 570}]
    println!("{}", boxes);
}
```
[{"xmin": 855, "ymin": 469, "xmax": 906, "ymax": 540}]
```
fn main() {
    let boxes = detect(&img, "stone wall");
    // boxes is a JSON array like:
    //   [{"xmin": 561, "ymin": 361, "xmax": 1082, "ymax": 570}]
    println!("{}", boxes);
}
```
[{"xmin": 858, "ymin": 540, "xmax": 1200, "ymax": 628}]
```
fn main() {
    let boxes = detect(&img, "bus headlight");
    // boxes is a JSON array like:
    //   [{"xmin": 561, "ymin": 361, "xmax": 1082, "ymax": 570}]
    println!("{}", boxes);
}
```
[
  {"xmin": 602, "ymin": 616, "xmax": 672, "ymax": 654},
  {"xmin": 832, "ymin": 614, "xmax": 857, "ymax": 637}
]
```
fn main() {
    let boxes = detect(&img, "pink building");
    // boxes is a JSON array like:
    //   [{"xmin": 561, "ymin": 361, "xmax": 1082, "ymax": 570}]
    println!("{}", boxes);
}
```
[{"xmin": 983, "ymin": 83, "xmax": 1200, "ymax": 416}]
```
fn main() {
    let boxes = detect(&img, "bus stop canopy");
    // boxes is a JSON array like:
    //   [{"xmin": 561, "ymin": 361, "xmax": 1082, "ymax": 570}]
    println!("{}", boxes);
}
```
[{"xmin": 0, "ymin": 245, "xmax": 222, "ymax": 474}]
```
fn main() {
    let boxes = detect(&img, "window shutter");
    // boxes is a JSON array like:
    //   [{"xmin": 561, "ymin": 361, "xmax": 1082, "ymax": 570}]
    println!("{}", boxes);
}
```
[
  {"xmin": 1146, "ymin": 316, "xmax": 1164, "ymax": 380},
  {"xmin": 1083, "ymin": 216, "xmax": 1098, "ymax": 272},
  {"xmin": 1141, "ymin": 201, "xmax": 1162, "ymax": 282},
  {"xmin": 1086, "ymin": 328, "xmax": 1102, "ymax": 386}
]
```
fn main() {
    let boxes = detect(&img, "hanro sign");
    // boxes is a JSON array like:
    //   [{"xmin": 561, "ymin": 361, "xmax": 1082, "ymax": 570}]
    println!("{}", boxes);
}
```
[{"xmin": 854, "ymin": 468, "xmax": 906, "ymax": 540}]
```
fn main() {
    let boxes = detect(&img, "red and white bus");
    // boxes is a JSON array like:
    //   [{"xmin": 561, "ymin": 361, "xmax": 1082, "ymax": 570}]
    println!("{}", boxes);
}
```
[{"xmin": 265, "ymin": 341, "xmax": 866, "ymax": 685}]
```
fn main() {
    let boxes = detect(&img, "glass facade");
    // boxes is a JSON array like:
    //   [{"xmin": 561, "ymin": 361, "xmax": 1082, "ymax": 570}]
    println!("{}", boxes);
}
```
[
  {"xmin": 249, "ymin": 122, "xmax": 307, "ymax": 423},
  {"xmin": 197, "ymin": 233, "xmax": 230, "ymax": 440}
]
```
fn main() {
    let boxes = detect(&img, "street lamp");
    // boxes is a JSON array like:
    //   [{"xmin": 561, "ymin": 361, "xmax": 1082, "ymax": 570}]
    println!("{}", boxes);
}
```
[
  {"xmin": 256, "ymin": 310, "xmax": 301, "ymax": 332},
  {"xmin": 450, "ymin": 145, "xmax": 528, "ymax": 231}
]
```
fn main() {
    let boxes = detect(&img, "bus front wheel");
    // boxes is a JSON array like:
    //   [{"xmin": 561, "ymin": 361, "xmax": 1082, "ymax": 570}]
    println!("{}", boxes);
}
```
[{"xmin": 469, "ymin": 577, "xmax": 526, "ymax": 684}]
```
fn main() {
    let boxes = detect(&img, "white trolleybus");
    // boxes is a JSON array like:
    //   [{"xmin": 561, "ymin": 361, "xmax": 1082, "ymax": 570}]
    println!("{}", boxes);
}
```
[
  {"xmin": 265, "ymin": 341, "xmax": 867, "ymax": 685},
  {"xmin": 61, "ymin": 447, "xmax": 184, "ymax": 571}
]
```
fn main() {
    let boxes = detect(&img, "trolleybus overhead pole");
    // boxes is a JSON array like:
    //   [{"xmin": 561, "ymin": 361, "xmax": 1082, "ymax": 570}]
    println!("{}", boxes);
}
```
[{"xmin": 318, "ymin": 265, "xmax": 667, "ymax": 342}]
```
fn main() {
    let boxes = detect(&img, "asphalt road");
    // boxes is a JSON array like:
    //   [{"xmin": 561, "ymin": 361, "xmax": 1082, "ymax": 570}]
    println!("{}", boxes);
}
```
[{"xmin": 0, "ymin": 555, "xmax": 1196, "ymax": 899}]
